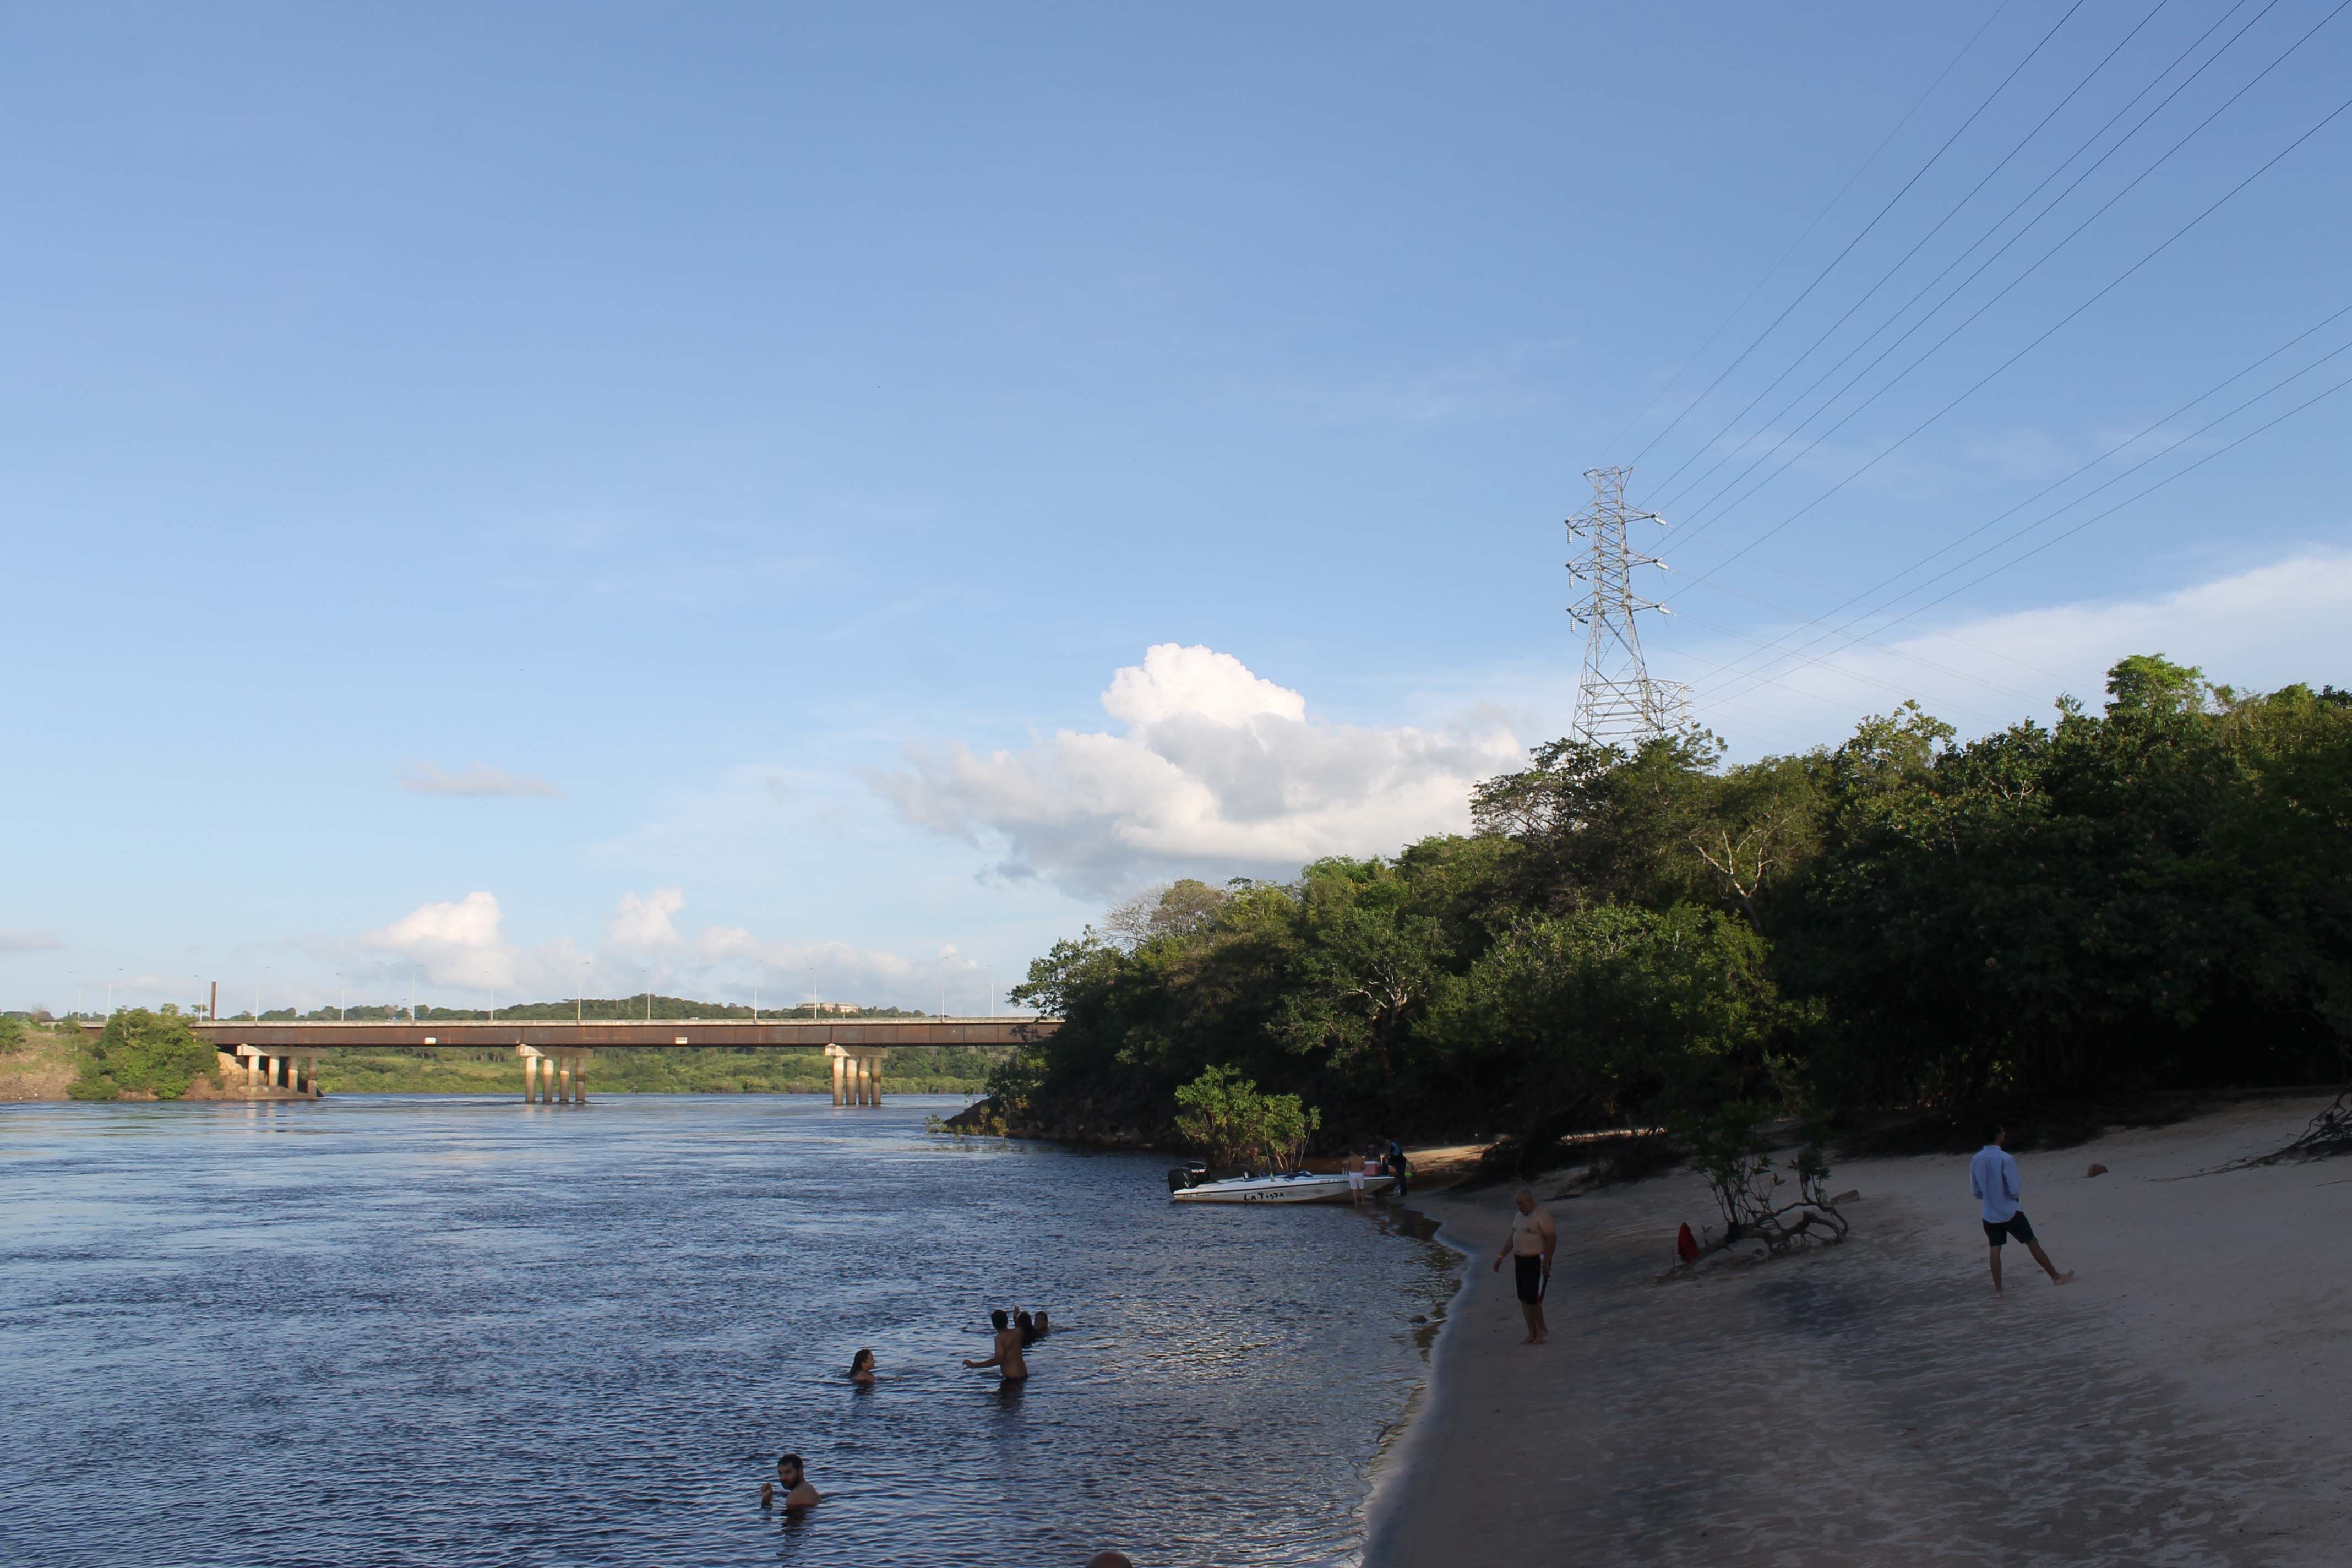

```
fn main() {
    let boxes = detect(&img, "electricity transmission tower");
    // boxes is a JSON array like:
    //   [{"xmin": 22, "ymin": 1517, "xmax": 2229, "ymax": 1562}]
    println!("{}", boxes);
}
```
[{"xmin": 1566, "ymin": 466, "xmax": 1689, "ymax": 747}]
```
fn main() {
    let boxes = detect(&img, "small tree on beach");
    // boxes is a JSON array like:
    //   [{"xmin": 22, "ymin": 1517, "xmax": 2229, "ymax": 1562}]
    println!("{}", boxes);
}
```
[
  {"xmin": 1676, "ymin": 1103, "xmax": 1847, "ymax": 1266},
  {"xmin": 1174, "ymin": 1065, "xmax": 1321, "ymax": 1172}
]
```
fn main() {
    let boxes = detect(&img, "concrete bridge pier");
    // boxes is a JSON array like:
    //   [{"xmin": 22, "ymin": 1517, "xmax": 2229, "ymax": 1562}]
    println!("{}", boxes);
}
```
[
  {"xmin": 226, "ymin": 1044, "xmax": 322, "ymax": 1099},
  {"xmin": 826, "ymin": 1043, "xmax": 885, "ymax": 1106},
  {"xmin": 518, "ymin": 1045, "xmax": 591, "ymax": 1104}
]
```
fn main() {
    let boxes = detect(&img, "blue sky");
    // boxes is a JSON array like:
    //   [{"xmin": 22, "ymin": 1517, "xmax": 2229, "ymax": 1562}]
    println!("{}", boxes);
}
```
[{"xmin": 7, "ymin": 1, "xmax": 2349, "ymax": 1015}]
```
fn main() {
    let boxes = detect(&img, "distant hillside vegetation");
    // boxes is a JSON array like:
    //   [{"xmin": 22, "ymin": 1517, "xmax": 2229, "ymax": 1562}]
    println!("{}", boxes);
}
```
[{"xmin": 216, "ymin": 993, "xmax": 948, "ymax": 1023}]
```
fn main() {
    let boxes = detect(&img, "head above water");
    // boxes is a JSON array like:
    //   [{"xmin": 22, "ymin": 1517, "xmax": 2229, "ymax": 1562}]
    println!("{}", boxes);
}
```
[
  {"xmin": 990, "ymin": 1309, "xmax": 1009, "ymax": 1331},
  {"xmin": 776, "ymin": 1454, "xmax": 805, "ymax": 1480},
  {"xmin": 1085, "ymin": 1554, "xmax": 1135, "ymax": 1568},
  {"xmin": 850, "ymin": 1348, "xmax": 874, "ymax": 1375},
  {"xmin": 1513, "ymin": 1186, "xmax": 1536, "ymax": 1213}
]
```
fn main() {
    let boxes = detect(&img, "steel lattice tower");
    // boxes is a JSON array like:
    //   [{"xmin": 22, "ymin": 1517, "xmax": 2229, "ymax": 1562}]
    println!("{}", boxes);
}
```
[{"xmin": 1566, "ymin": 466, "xmax": 1688, "ymax": 747}]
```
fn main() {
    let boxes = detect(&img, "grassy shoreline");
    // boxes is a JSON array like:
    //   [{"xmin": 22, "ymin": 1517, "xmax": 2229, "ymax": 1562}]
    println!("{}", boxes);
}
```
[{"xmin": 0, "ymin": 1032, "xmax": 994, "ymax": 1100}]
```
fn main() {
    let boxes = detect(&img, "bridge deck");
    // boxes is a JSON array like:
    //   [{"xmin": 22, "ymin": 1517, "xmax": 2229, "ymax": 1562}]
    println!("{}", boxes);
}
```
[{"xmin": 173, "ymin": 1018, "xmax": 1055, "ymax": 1049}]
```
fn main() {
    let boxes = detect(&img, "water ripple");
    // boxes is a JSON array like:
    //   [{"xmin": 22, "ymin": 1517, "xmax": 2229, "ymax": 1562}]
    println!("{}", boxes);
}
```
[{"xmin": 0, "ymin": 1096, "xmax": 1456, "ymax": 1567}]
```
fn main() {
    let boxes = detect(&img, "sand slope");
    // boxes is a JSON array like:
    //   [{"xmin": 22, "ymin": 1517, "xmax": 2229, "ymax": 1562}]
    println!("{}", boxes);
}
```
[{"xmin": 1368, "ymin": 1098, "xmax": 2351, "ymax": 1567}]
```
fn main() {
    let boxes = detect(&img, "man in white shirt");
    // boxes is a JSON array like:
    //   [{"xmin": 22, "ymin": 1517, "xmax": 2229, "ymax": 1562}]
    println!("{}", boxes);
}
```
[{"xmin": 1970, "ymin": 1124, "xmax": 2075, "ymax": 1295}]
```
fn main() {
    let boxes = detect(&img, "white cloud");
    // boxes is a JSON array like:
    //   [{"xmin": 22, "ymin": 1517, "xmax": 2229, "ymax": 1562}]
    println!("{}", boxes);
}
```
[
  {"xmin": 364, "ymin": 891, "xmax": 522, "ymax": 991},
  {"xmin": 607, "ymin": 888, "xmax": 686, "ymax": 951},
  {"xmin": 0, "ymin": 928, "xmax": 63, "ymax": 954},
  {"xmin": 874, "ymin": 643, "xmax": 1525, "ymax": 895},
  {"xmin": 352, "ymin": 888, "xmax": 985, "ymax": 1008},
  {"xmin": 1674, "ymin": 548, "xmax": 2352, "ymax": 755},
  {"xmin": 399, "ymin": 762, "xmax": 564, "ymax": 799}
]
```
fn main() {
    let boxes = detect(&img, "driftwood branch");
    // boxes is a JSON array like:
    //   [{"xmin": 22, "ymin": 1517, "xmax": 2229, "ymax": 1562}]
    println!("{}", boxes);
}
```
[
  {"xmin": 2205, "ymin": 1090, "xmax": 2352, "ymax": 1173},
  {"xmin": 1674, "ymin": 1197, "xmax": 1849, "ymax": 1270}
]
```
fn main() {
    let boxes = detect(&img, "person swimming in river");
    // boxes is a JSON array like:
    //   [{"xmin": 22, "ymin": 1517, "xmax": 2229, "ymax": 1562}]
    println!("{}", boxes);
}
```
[
  {"xmin": 1015, "ymin": 1309, "xmax": 1039, "ymax": 1347},
  {"xmin": 962, "ymin": 1308, "xmax": 1028, "ymax": 1380},
  {"xmin": 848, "ymin": 1348, "xmax": 875, "ymax": 1385},
  {"xmin": 1031, "ymin": 1308, "xmax": 1050, "ymax": 1338},
  {"xmin": 760, "ymin": 1453, "xmax": 821, "ymax": 1511}
]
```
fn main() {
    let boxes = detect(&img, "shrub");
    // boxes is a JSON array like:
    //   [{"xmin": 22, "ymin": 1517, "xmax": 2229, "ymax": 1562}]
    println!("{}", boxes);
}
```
[
  {"xmin": 68, "ymin": 1008, "xmax": 219, "ymax": 1101},
  {"xmin": 1173, "ymin": 1064, "xmax": 1321, "ymax": 1172}
]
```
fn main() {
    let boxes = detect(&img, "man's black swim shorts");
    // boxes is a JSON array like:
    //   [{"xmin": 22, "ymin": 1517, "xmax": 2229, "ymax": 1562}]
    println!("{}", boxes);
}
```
[{"xmin": 1981, "ymin": 1211, "xmax": 2037, "ymax": 1247}]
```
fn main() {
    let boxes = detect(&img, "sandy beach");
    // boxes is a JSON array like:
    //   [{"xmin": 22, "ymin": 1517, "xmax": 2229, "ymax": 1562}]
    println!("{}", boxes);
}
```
[{"xmin": 1369, "ymin": 1097, "xmax": 2352, "ymax": 1566}]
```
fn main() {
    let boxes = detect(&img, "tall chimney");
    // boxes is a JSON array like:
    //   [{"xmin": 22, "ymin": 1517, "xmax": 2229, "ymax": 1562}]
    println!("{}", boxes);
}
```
[{"xmin": 209, "ymin": 980, "xmax": 217, "ymax": 1021}]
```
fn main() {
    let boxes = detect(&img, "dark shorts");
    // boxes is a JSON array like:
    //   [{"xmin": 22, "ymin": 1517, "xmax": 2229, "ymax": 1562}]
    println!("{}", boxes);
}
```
[
  {"xmin": 1982, "ymin": 1211, "xmax": 2037, "ymax": 1247},
  {"xmin": 1514, "ymin": 1254, "xmax": 1546, "ymax": 1304}
]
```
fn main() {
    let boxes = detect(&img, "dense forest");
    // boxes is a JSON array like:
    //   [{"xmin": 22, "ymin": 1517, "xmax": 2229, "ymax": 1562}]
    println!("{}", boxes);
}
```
[{"xmin": 972, "ymin": 657, "xmax": 2352, "ymax": 1161}]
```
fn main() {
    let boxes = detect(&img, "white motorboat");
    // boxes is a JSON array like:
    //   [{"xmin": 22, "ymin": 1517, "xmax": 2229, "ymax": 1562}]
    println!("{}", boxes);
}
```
[{"xmin": 1168, "ymin": 1168, "xmax": 1395, "ymax": 1204}]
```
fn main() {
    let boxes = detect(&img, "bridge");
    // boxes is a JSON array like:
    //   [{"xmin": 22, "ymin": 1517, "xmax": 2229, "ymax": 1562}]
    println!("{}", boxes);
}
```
[{"xmin": 150, "ymin": 1017, "xmax": 1057, "ymax": 1106}]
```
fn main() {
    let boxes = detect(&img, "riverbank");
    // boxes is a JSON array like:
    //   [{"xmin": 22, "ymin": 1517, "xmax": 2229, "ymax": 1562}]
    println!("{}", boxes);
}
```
[
  {"xmin": 0, "ymin": 1037, "xmax": 993, "ymax": 1098},
  {"xmin": 0, "ymin": 1030, "xmax": 80, "ymax": 1100},
  {"xmin": 1368, "ymin": 1096, "xmax": 2352, "ymax": 1566}
]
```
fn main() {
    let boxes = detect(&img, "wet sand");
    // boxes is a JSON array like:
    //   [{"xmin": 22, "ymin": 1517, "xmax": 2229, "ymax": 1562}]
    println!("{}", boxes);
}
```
[{"xmin": 1368, "ymin": 1097, "xmax": 2352, "ymax": 1566}]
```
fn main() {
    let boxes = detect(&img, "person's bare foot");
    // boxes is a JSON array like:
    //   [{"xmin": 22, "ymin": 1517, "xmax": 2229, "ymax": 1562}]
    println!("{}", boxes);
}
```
[{"xmin": 2052, "ymin": 1271, "xmax": 2076, "ymax": 1285}]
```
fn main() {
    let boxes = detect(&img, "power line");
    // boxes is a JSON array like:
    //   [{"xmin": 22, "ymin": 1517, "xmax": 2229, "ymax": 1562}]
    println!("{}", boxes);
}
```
[
  {"xmin": 1664, "ymin": 0, "xmax": 2285, "ymax": 547},
  {"xmin": 1627, "ymin": 0, "xmax": 2090, "ymax": 466},
  {"xmin": 1692, "ymin": 368, "xmax": 2352, "ymax": 712},
  {"xmin": 1675, "ymin": 301, "xmax": 2352, "ymax": 700},
  {"xmin": 1648, "ymin": 0, "xmax": 2183, "ymax": 509},
  {"xmin": 1600, "ymin": 0, "xmax": 2017, "ymax": 456},
  {"xmin": 1667, "ymin": 13, "xmax": 2352, "ymax": 597}
]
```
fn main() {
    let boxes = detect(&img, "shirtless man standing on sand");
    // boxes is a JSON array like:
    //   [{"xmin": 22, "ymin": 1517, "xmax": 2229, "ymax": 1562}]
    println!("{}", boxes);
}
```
[
  {"xmin": 1491, "ymin": 1187, "xmax": 1558, "ymax": 1344},
  {"xmin": 962, "ymin": 1308, "xmax": 1028, "ymax": 1380}
]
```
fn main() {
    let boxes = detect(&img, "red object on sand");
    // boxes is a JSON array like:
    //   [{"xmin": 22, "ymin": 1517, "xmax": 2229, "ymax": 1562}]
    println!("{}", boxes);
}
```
[{"xmin": 1676, "ymin": 1222, "xmax": 1700, "ymax": 1263}]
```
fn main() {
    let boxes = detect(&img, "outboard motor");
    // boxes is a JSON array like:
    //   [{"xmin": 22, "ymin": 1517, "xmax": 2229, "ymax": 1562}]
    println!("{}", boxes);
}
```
[{"xmin": 1166, "ymin": 1162, "xmax": 1209, "ymax": 1192}]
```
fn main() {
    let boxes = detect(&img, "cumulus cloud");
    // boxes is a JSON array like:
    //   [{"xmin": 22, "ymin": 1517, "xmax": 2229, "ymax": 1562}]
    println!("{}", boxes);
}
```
[
  {"xmin": 354, "ymin": 886, "xmax": 979, "ymax": 1008},
  {"xmin": 607, "ymin": 887, "xmax": 686, "ymax": 951},
  {"xmin": 874, "ymin": 643, "xmax": 1525, "ymax": 895},
  {"xmin": 399, "ymin": 762, "xmax": 564, "ymax": 798},
  {"xmin": 0, "ymin": 928, "xmax": 63, "ymax": 954},
  {"xmin": 363, "ymin": 890, "xmax": 521, "ymax": 991}
]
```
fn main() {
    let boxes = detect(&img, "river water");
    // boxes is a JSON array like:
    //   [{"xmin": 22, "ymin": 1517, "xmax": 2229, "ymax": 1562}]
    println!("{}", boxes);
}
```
[{"xmin": 0, "ymin": 1095, "xmax": 1458, "ymax": 1567}]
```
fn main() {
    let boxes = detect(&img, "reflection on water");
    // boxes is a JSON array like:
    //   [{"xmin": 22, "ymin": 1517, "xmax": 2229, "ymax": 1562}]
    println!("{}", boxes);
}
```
[{"xmin": 0, "ymin": 1096, "xmax": 1457, "ymax": 1567}]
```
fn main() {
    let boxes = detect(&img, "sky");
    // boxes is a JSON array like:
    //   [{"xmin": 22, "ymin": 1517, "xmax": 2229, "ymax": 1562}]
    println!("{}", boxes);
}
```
[{"xmin": 5, "ymin": 1, "xmax": 2349, "ymax": 1016}]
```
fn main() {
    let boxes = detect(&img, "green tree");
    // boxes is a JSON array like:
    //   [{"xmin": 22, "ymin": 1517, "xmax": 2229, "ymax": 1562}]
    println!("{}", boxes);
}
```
[
  {"xmin": 1429, "ymin": 902, "xmax": 1785, "ymax": 1140},
  {"xmin": 69, "ymin": 1008, "xmax": 219, "ymax": 1101},
  {"xmin": 1173, "ymin": 1064, "xmax": 1321, "ymax": 1171}
]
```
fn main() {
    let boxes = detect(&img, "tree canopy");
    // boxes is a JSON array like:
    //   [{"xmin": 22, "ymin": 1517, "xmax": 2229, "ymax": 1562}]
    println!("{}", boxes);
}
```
[{"xmin": 982, "ymin": 658, "xmax": 2352, "ymax": 1153}]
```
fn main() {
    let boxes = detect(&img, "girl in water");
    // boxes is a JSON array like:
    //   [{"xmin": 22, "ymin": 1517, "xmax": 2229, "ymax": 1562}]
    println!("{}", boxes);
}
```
[{"xmin": 848, "ymin": 1348, "xmax": 876, "ymax": 1385}]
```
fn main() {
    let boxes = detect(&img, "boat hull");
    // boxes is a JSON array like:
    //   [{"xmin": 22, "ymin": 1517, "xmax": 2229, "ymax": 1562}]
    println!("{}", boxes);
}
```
[{"xmin": 1172, "ymin": 1173, "xmax": 1396, "ymax": 1204}]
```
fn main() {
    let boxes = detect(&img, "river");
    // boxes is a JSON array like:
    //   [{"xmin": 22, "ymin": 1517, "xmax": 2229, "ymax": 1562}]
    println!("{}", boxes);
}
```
[{"xmin": 0, "ymin": 1095, "xmax": 1458, "ymax": 1567}]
